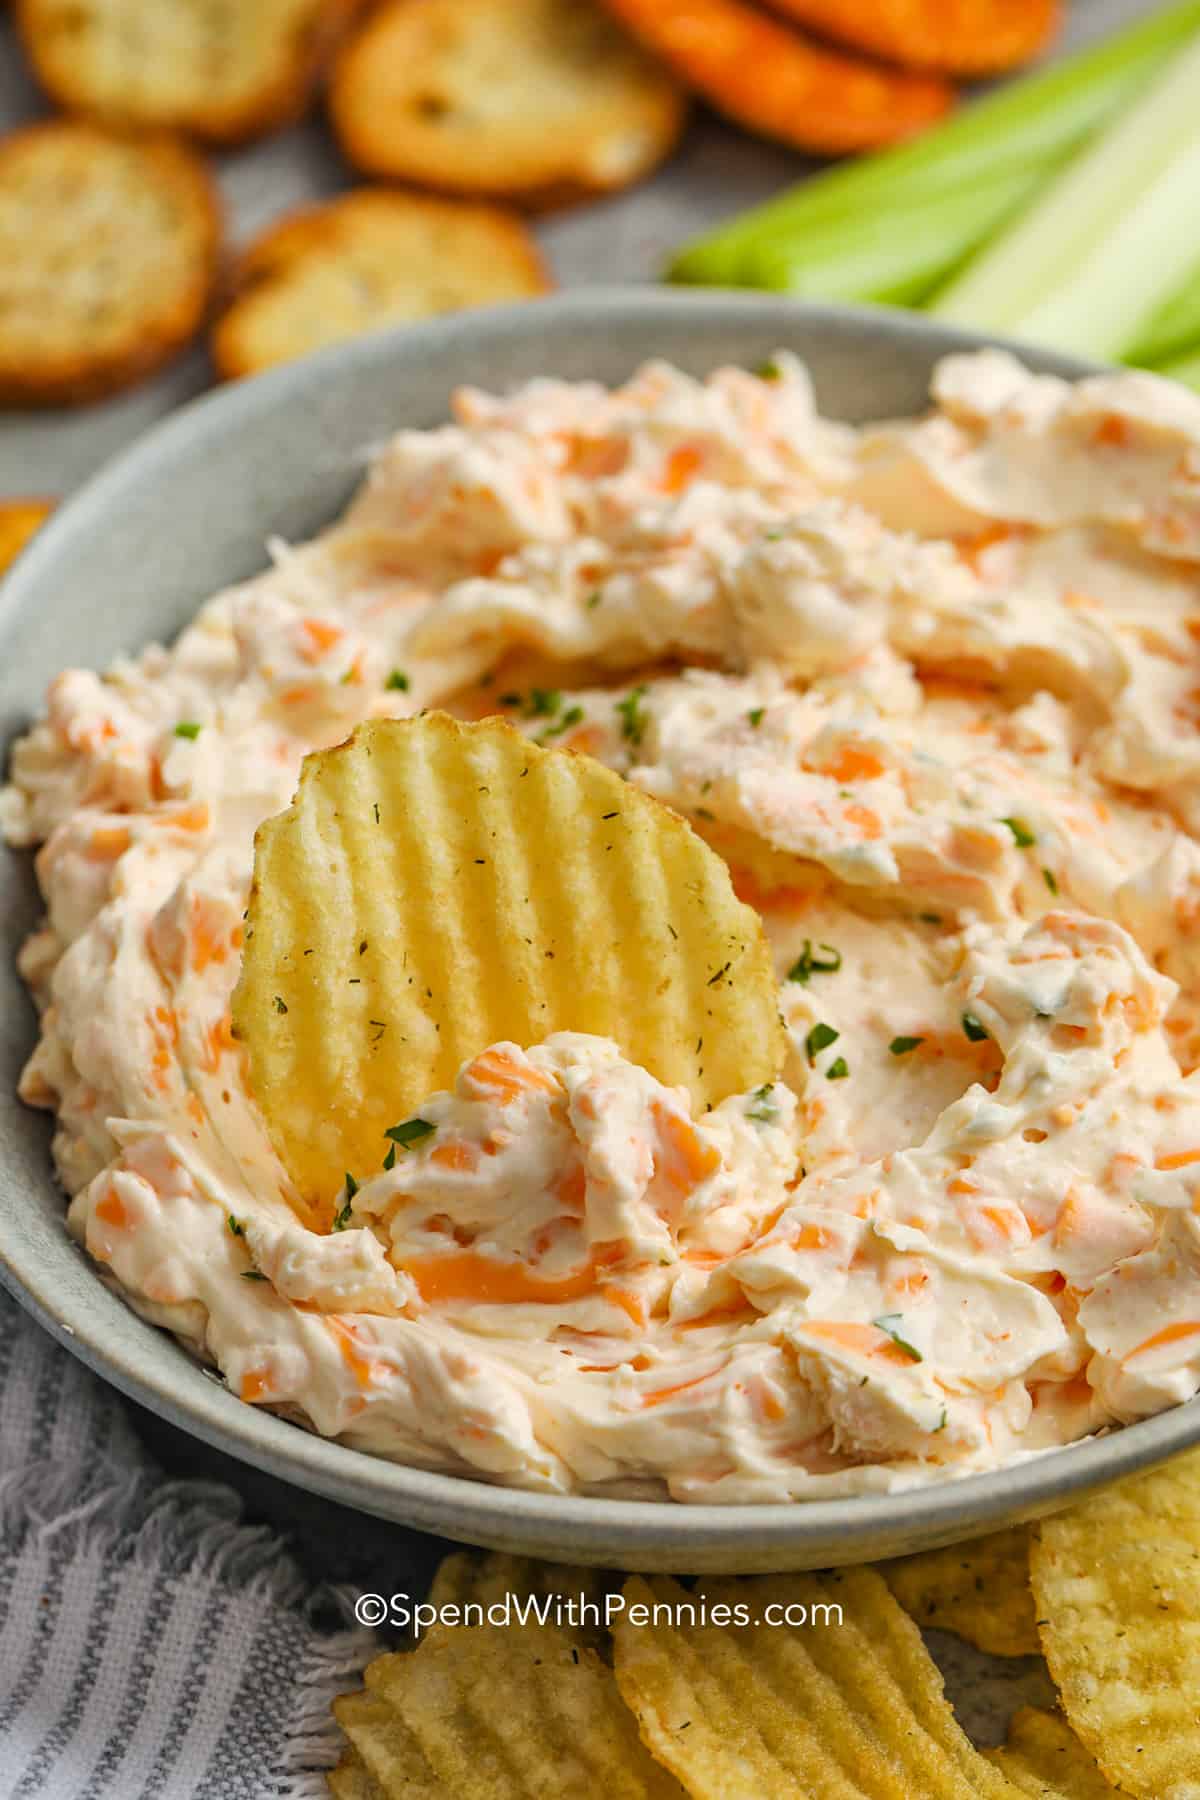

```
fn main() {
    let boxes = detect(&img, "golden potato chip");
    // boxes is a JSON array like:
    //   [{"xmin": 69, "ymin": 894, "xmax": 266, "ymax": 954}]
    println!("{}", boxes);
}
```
[
  {"xmin": 1030, "ymin": 1451, "xmax": 1200, "ymax": 1799},
  {"xmin": 363, "ymin": 1622, "xmax": 684, "ymax": 1796},
  {"xmin": 0, "ymin": 499, "xmax": 53, "ymax": 576},
  {"xmin": 985, "ymin": 1707, "xmax": 1119, "ymax": 1799},
  {"xmin": 233, "ymin": 712, "xmax": 784, "ymax": 1207},
  {"xmin": 429, "ymin": 1551, "xmax": 607, "ymax": 1645},
  {"xmin": 883, "ymin": 1525, "xmax": 1040, "ymax": 1657},
  {"xmin": 332, "ymin": 1689, "xmax": 445, "ymax": 1796},
  {"xmin": 612, "ymin": 1571, "xmax": 1024, "ymax": 1798}
]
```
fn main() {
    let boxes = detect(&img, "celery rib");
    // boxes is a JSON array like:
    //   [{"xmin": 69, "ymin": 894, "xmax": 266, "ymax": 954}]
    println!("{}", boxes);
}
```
[
  {"xmin": 931, "ymin": 33, "xmax": 1200, "ymax": 362},
  {"xmin": 667, "ymin": 0, "xmax": 1200, "ymax": 301}
]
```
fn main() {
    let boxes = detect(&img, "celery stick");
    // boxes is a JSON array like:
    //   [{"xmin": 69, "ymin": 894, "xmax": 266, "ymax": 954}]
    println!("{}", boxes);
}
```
[
  {"xmin": 1127, "ymin": 260, "xmax": 1200, "ymax": 365},
  {"xmin": 669, "ymin": 0, "xmax": 1200, "ymax": 291},
  {"xmin": 931, "ymin": 34, "xmax": 1200, "ymax": 362},
  {"xmin": 1160, "ymin": 349, "xmax": 1200, "ymax": 392}
]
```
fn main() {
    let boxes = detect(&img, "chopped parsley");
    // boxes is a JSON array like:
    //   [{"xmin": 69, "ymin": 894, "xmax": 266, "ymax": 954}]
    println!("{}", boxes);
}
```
[
  {"xmin": 1000, "ymin": 816, "xmax": 1036, "ymax": 848},
  {"xmin": 747, "ymin": 707, "xmax": 765, "ymax": 728},
  {"xmin": 227, "ymin": 1214, "xmax": 246, "ymax": 1238},
  {"xmin": 747, "ymin": 1083, "xmax": 777, "ymax": 1123},
  {"xmin": 1043, "ymin": 867, "xmax": 1059, "ymax": 894},
  {"xmin": 826, "ymin": 1056, "xmax": 849, "ymax": 1080},
  {"xmin": 933, "ymin": 1406, "xmax": 948, "ymax": 1433},
  {"xmin": 919, "ymin": 912, "xmax": 942, "ymax": 926},
  {"xmin": 241, "ymin": 1270, "xmax": 268, "ymax": 1282},
  {"xmin": 498, "ymin": 692, "xmax": 521, "ymax": 708},
  {"xmin": 615, "ymin": 683, "xmax": 649, "ymax": 748},
  {"xmin": 961, "ymin": 1012, "xmax": 989, "ymax": 1042},
  {"xmin": 273, "ymin": 995, "xmax": 288, "ymax": 1015},
  {"xmin": 585, "ymin": 590, "xmax": 602, "ymax": 610},
  {"xmin": 332, "ymin": 1172, "xmax": 357, "ymax": 1232},
  {"xmin": 173, "ymin": 720, "xmax": 201, "ymax": 740},
  {"xmin": 525, "ymin": 687, "xmax": 561, "ymax": 719},
  {"xmin": 385, "ymin": 1116, "xmax": 435, "ymax": 1150},
  {"xmin": 756, "ymin": 357, "xmax": 782, "ymax": 381},
  {"xmin": 804, "ymin": 1022, "xmax": 839, "ymax": 1064},
  {"xmin": 382, "ymin": 1143, "xmax": 397, "ymax": 1171},
  {"xmin": 539, "ymin": 703, "xmax": 584, "ymax": 743},
  {"xmin": 873, "ymin": 1314, "xmax": 923, "ymax": 1362},
  {"xmin": 786, "ymin": 940, "xmax": 842, "ymax": 984},
  {"xmin": 889, "ymin": 1035, "xmax": 924, "ymax": 1056},
  {"xmin": 385, "ymin": 668, "xmax": 410, "ymax": 692}
]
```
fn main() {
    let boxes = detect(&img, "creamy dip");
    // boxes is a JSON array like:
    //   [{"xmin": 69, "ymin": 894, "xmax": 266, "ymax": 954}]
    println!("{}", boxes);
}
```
[{"xmin": 7, "ymin": 348, "xmax": 1200, "ymax": 1502}]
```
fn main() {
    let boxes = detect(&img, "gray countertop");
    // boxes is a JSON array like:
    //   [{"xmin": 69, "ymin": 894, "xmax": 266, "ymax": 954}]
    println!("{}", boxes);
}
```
[{"xmin": 0, "ymin": 0, "xmax": 1147, "ymax": 1754}]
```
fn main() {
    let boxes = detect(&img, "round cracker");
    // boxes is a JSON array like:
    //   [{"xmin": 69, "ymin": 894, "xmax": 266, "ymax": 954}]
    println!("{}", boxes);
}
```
[
  {"xmin": 0, "ymin": 498, "xmax": 54, "ymax": 576},
  {"xmin": 602, "ymin": 0, "xmax": 952, "ymax": 155},
  {"xmin": 329, "ymin": 0, "xmax": 686, "ymax": 206},
  {"xmin": 16, "ymin": 0, "xmax": 362, "ymax": 145},
  {"xmin": 765, "ymin": 0, "xmax": 1061, "ymax": 76},
  {"xmin": 212, "ymin": 188, "xmax": 550, "ymax": 380},
  {"xmin": 0, "ymin": 122, "xmax": 219, "ymax": 408}
]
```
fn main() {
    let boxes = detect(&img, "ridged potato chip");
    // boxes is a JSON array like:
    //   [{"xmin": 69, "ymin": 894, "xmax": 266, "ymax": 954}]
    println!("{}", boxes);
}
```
[
  {"xmin": 429, "ymin": 1551, "xmax": 607, "ymax": 1645},
  {"xmin": 884, "ymin": 1525, "xmax": 1040, "ymax": 1658},
  {"xmin": 233, "ymin": 713, "xmax": 784, "ymax": 1207},
  {"xmin": 363, "ymin": 1623, "xmax": 685, "ymax": 1796},
  {"xmin": 1030, "ymin": 1451, "xmax": 1200, "ymax": 1799},
  {"xmin": 612, "ymin": 1571, "xmax": 1024, "ymax": 1798},
  {"xmin": 986, "ymin": 1707, "xmax": 1118, "ymax": 1799},
  {"xmin": 332, "ymin": 1690, "xmax": 445, "ymax": 1796}
]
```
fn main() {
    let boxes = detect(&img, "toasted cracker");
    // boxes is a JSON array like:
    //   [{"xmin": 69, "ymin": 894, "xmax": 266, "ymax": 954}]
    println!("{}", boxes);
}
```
[
  {"xmin": 330, "ymin": 0, "xmax": 685, "ymax": 206},
  {"xmin": 0, "ymin": 122, "xmax": 219, "ymax": 407},
  {"xmin": 764, "ymin": 0, "xmax": 1060, "ymax": 75},
  {"xmin": 602, "ymin": 0, "xmax": 952, "ymax": 154},
  {"xmin": 0, "ymin": 499, "xmax": 53, "ymax": 576},
  {"xmin": 17, "ymin": 0, "xmax": 361, "ymax": 145},
  {"xmin": 212, "ymin": 188, "xmax": 549, "ymax": 379},
  {"xmin": 326, "ymin": 1737, "xmax": 392, "ymax": 1800}
]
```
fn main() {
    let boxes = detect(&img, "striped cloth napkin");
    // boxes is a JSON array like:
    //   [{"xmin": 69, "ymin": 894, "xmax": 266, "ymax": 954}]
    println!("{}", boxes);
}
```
[{"xmin": 0, "ymin": 1287, "xmax": 377, "ymax": 1799}]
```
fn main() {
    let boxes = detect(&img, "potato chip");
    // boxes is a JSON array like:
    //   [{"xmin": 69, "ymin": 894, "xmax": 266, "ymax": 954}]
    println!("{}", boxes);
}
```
[
  {"xmin": 1030, "ymin": 1451, "xmax": 1200, "ymax": 1799},
  {"xmin": 429, "ymin": 1551, "xmax": 607, "ymax": 1645},
  {"xmin": 332, "ymin": 1689, "xmax": 446, "ymax": 1797},
  {"xmin": 883, "ymin": 1525, "xmax": 1040, "ymax": 1657},
  {"xmin": 611, "ymin": 1571, "xmax": 1024, "ymax": 1798},
  {"xmin": 985, "ymin": 1707, "xmax": 1118, "ymax": 1799},
  {"xmin": 233, "ymin": 713, "xmax": 784, "ymax": 1207},
  {"xmin": 363, "ymin": 1622, "xmax": 683, "ymax": 1796}
]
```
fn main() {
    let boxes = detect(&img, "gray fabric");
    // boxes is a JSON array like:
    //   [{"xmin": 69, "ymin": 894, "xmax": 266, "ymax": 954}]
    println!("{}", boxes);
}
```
[{"xmin": 0, "ymin": 1291, "xmax": 377, "ymax": 1798}]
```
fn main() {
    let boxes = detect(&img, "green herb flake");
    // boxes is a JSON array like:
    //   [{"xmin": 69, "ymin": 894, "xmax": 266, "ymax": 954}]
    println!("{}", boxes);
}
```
[
  {"xmin": 1001, "ymin": 816, "xmax": 1036, "ymax": 848},
  {"xmin": 826, "ymin": 1056, "xmax": 850, "ymax": 1080},
  {"xmin": 585, "ymin": 591, "xmax": 602, "ymax": 611},
  {"xmin": 747, "ymin": 707, "xmax": 765, "ymax": 727},
  {"xmin": 873, "ymin": 1314, "xmax": 923, "ymax": 1362},
  {"xmin": 756, "ymin": 357, "xmax": 782, "ymax": 381},
  {"xmin": 241, "ymin": 1270, "xmax": 268, "ymax": 1282},
  {"xmin": 539, "ymin": 704, "xmax": 584, "ymax": 743},
  {"xmin": 889, "ymin": 1035, "xmax": 925, "ymax": 1056},
  {"xmin": 227, "ymin": 1214, "xmax": 246, "ymax": 1238},
  {"xmin": 919, "ymin": 912, "xmax": 942, "ymax": 926},
  {"xmin": 933, "ymin": 1406, "xmax": 948, "ymax": 1433},
  {"xmin": 273, "ymin": 995, "xmax": 288, "ymax": 1015},
  {"xmin": 332, "ymin": 1172, "xmax": 358, "ymax": 1232},
  {"xmin": 173, "ymin": 720, "xmax": 201, "ymax": 740},
  {"xmin": 385, "ymin": 669, "xmax": 410, "ymax": 692},
  {"xmin": 385, "ymin": 1116, "xmax": 436, "ymax": 1150},
  {"xmin": 1043, "ymin": 867, "xmax": 1059, "ymax": 894},
  {"xmin": 805, "ymin": 1022, "xmax": 839, "ymax": 1063},
  {"xmin": 786, "ymin": 940, "xmax": 842, "ymax": 984},
  {"xmin": 525, "ymin": 687, "xmax": 561, "ymax": 719},
  {"xmin": 382, "ymin": 1143, "xmax": 397, "ymax": 1171},
  {"xmin": 961, "ymin": 1012, "xmax": 989, "ymax": 1043},
  {"xmin": 615, "ymin": 683, "xmax": 649, "ymax": 747},
  {"xmin": 747, "ymin": 1082, "xmax": 776, "ymax": 1122}
]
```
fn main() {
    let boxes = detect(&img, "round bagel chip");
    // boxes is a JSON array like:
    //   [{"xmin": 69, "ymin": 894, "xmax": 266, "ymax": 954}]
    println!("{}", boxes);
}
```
[
  {"xmin": 1030, "ymin": 1449, "xmax": 1200, "ymax": 1799},
  {"xmin": 17, "ymin": 0, "xmax": 362, "ymax": 144},
  {"xmin": 330, "ymin": 0, "xmax": 686, "ymax": 204},
  {"xmin": 763, "ymin": 0, "xmax": 1060, "ymax": 75},
  {"xmin": 0, "ymin": 122, "xmax": 219, "ymax": 407},
  {"xmin": 232, "ymin": 713, "xmax": 784, "ymax": 1208},
  {"xmin": 212, "ymin": 190, "xmax": 549, "ymax": 380}
]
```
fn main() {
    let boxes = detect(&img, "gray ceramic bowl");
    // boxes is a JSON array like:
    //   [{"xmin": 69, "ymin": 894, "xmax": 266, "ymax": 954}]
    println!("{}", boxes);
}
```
[{"xmin": 3, "ymin": 291, "xmax": 1197, "ymax": 1572}]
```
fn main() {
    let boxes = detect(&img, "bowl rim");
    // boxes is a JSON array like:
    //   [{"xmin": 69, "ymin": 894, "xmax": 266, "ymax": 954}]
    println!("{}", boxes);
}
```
[{"xmin": 4, "ymin": 287, "xmax": 1198, "ymax": 1564}]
